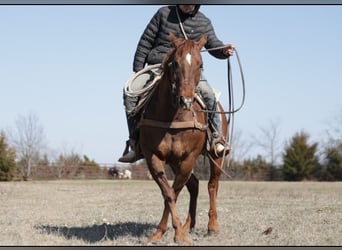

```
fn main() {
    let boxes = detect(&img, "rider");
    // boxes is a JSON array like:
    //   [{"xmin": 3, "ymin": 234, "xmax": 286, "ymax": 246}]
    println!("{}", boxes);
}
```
[{"xmin": 118, "ymin": 5, "xmax": 235, "ymax": 163}]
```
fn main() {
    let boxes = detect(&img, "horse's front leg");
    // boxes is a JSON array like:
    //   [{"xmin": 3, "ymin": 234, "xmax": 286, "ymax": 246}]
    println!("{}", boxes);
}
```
[
  {"xmin": 149, "ymin": 172, "xmax": 194, "ymax": 244},
  {"xmin": 148, "ymin": 199, "xmax": 170, "ymax": 243},
  {"xmin": 146, "ymin": 155, "xmax": 183, "ymax": 243},
  {"xmin": 207, "ymin": 157, "xmax": 222, "ymax": 234},
  {"xmin": 171, "ymin": 168, "xmax": 194, "ymax": 244}
]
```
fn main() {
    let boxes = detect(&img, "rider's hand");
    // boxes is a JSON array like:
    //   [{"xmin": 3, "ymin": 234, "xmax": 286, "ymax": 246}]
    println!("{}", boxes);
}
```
[{"xmin": 223, "ymin": 44, "xmax": 235, "ymax": 57}]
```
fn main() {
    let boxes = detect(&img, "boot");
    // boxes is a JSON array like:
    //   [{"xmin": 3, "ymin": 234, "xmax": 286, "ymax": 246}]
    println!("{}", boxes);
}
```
[
  {"xmin": 118, "ymin": 113, "xmax": 140, "ymax": 163},
  {"xmin": 118, "ymin": 139, "xmax": 137, "ymax": 163},
  {"xmin": 210, "ymin": 110, "xmax": 230, "ymax": 158}
]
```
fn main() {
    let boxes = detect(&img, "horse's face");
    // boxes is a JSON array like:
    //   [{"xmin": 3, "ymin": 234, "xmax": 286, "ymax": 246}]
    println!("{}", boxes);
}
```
[{"xmin": 166, "ymin": 33, "xmax": 207, "ymax": 110}]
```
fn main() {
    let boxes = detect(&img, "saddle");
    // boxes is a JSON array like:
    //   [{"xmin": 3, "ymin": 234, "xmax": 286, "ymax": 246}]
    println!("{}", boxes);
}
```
[{"xmin": 195, "ymin": 92, "xmax": 230, "ymax": 158}]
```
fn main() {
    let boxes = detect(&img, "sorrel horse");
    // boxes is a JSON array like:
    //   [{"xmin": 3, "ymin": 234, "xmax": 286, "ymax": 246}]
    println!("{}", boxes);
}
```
[{"xmin": 139, "ymin": 33, "xmax": 228, "ymax": 244}]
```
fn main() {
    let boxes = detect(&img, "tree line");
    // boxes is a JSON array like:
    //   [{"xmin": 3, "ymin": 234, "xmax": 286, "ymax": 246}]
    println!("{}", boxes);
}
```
[{"xmin": 1, "ymin": 112, "xmax": 342, "ymax": 181}]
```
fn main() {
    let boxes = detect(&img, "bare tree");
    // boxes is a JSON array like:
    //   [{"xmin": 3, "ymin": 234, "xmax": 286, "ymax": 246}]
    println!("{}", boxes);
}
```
[
  {"xmin": 8, "ymin": 112, "xmax": 46, "ymax": 180},
  {"xmin": 253, "ymin": 119, "xmax": 282, "ymax": 167},
  {"xmin": 54, "ymin": 147, "xmax": 82, "ymax": 179},
  {"xmin": 325, "ymin": 108, "xmax": 342, "ymax": 147},
  {"xmin": 230, "ymin": 128, "xmax": 254, "ymax": 164}
]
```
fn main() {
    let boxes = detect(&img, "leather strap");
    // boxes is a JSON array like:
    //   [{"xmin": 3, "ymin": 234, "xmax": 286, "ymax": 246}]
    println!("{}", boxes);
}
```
[{"xmin": 139, "ymin": 118, "xmax": 207, "ymax": 131}]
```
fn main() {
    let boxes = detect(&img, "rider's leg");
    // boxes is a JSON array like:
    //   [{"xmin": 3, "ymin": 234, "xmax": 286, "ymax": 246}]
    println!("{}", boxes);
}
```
[
  {"xmin": 118, "ymin": 94, "xmax": 139, "ymax": 163},
  {"xmin": 196, "ymin": 74, "xmax": 229, "ymax": 157},
  {"xmin": 118, "ymin": 71, "xmax": 153, "ymax": 163}
]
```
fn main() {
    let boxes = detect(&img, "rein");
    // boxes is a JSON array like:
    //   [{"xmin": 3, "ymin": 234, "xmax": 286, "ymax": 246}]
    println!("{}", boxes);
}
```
[
  {"xmin": 200, "ymin": 47, "xmax": 246, "ymax": 115},
  {"xmin": 199, "ymin": 46, "xmax": 246, "ymax": 175},
  {"xmin": 174, "ymin": 7, "xmax": 245, "ymax": 176}
]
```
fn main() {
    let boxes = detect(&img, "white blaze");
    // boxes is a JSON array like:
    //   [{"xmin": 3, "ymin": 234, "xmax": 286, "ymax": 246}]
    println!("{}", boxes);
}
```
[{"xmin": 186, "ymin": 53, "xmax": 191, "ymax": 65}]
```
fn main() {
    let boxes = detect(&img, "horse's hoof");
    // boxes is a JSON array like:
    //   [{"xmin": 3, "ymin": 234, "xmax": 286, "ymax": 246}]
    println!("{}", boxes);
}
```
[
  {"xmin": 206, "ymin": 229, "xmax": 219, "ymax": 237},
  {"xmin": 174, "ymin": 235, "xmax": 193, "ymax": 245},
  {"xmin": 148, "ymin": 231, "xmax": 164, "ymax": 244},
  {"xmin": 148, "ymin": 236, "xmax": 162, "ymax": 244}
]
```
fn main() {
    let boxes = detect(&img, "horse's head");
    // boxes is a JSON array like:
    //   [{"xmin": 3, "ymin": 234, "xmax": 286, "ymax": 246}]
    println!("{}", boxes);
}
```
[{"xmin": 163, "ymin": 32, "xmax": 207, "ymax": 110}]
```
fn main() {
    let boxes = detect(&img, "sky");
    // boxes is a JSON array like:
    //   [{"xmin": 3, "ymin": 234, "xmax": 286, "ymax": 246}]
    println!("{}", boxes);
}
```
[{"xmin": 1, "ymin": 5, "xmax": 342, "ymax": 165}]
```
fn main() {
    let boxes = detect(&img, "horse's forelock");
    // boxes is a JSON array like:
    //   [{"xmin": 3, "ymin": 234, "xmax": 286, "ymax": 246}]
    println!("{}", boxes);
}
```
[{"xmin": 163, "ymin": 39, "xmax": 201, "ymax": 71}]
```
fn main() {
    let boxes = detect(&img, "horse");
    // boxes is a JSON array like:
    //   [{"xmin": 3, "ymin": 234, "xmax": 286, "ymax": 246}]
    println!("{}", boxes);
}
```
[
  {"xmin": 123, "ymin": 169, "xmax": 132, "ymax": 179},
  {"xmin": 108, "ymin": 167, "xmax": 119, "ymax": 179},
  {"xmin": 138, "ymin": 32, "xmax": 228, "ymax": 244}
]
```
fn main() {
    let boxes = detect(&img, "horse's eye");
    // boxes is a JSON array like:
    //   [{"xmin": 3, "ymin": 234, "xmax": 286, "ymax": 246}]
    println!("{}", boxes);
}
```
[{"xmin": 168, "ymin": 61, "xmax": 179, "ymax": 69}]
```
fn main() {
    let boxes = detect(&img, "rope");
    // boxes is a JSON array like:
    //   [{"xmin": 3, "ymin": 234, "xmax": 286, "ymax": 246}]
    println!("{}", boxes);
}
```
[
  {"xmin": 176, "ymin": 6, "xmax": 189, "ymax": 40},
  {"xmin": 123, "ymin": 64, "xmax": 162, "ymax": 98},
  {"xmin": 124, "ymin": 64, "xmax": 163, "ymax": 116},
  {"xmin": 200, "ymin": 47, "xmax": 246, "ymax": 172},
  {"xmin": 199, "ymin": 48, "xmax": 246, "ymax": 114}
]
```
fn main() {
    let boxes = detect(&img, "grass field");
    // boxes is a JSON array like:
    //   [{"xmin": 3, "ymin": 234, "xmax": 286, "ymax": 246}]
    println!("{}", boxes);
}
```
[{"xmin": 0, "ymin": 179, "xmax": 341, "ymax": 246}]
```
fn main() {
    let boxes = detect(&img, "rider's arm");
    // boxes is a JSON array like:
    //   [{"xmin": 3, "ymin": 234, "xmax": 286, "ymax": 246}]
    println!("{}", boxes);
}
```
[{"xmin": 133, "ymin": 10, "xmax": 161, "ymax": 72}]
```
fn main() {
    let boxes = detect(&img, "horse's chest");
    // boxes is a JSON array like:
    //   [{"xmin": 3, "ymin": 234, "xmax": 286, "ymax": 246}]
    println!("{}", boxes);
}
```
[{"xmin": 159, "ymin": 131, "xmax": 204, "ymax": 156}]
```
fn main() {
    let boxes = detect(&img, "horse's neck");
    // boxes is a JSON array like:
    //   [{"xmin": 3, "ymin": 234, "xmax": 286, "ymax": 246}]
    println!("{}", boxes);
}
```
[
  {"xmin": 144, "ymin": 77, "xmax": 198, "ymax": 123},
  {"xmin": 146, "ymin": 76, "xmax": 176, "ymax": 119}
]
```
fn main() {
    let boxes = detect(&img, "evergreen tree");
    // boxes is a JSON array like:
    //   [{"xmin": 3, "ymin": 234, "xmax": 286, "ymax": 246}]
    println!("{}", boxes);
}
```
[
  {"xmin": 282, "ymin": 131, "xmax": 318, "ymax": 181},
  {"xmin": 82, "ymin": 155, "xmax": 98, "ymax": 166},
  {"xmin": 241, "ymin": 155, "xmax": 272, "ymax": 181},
  {"xmin": 324, "ymin": 144, "xmax": 342, "ymax": 180},
  {"xmin": 0, "ymin": 132, "xmax": 17, "ymax": 181}
]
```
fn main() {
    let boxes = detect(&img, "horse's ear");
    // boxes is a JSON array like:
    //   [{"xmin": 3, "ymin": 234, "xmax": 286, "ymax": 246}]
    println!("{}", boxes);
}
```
[
  {"xmin": 169, "ymin": 32, "xmax": 183, "ymax": 48},
  {"xmin": 197, "ymin": 34, "xmax": 208, "ymax": 49}
]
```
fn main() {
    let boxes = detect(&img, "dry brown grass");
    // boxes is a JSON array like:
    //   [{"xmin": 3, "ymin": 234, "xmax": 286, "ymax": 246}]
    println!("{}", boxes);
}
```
[{"xmin": 0, "ymin": 179, "xmax": 341, "ymax": 246}]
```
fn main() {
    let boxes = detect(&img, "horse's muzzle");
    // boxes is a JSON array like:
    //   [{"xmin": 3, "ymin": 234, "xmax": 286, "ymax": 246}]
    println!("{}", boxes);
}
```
[{"xmin": 179, "ymin": 96, "xmax": 194, "ymax": 110}]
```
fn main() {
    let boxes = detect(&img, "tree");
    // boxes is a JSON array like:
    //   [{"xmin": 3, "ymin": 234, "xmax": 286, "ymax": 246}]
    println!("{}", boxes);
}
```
[
  {"xmin": 240, "ymin": 155, "xmax": 271, "ymax": 181},
  {"xmin": 0, "ymin": 131, "xmax": 17, "ymax": 181},
  {"xmin": 282, "ymin": 131, "xmax": 318, "ymax": 181},
  {"xmin": 253, "ymin": 119, "xmax": 282, "ymax": 167},
  {"xmin": 321, "ymin": 144, "xmax": 342, "ymax": 181},
  {"xmin": 325, "ymin": 108, "xmax": 342, "ymax": 146},
  {"xmin": 252, "ymin": 119, "xmax": 283, "ymax": 180},
  {"xmin": 82, "ymin": 155, "xmax": 98, "ymax": 166},
  {"xmin": 8, "ymin": 113, "xmax": 46, "ymax": 180},
  {"xmin": 55, "ymin": 151, "xmax": 82, "ymax": 178},
  {"xmin": 230, "ymin": 128, "xmax": 253, "ymax": 164}
]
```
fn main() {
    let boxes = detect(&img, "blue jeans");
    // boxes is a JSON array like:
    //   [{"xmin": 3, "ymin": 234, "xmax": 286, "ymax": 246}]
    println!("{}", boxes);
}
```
[{"xmin": 196, "ymin": 74, "xmax": 223, "ymax": 136}]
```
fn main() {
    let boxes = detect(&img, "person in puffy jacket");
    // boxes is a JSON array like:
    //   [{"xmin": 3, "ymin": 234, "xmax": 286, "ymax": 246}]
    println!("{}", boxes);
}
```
[{"xmin": 119, "ymin": 5, "xmax": 235, "ymax": 163}]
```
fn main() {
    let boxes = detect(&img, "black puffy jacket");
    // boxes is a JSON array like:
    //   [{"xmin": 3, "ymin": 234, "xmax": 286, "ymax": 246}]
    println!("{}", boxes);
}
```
[{"xmin": 133, "ymin": 5, "xmax": 228, "ymax": 72}]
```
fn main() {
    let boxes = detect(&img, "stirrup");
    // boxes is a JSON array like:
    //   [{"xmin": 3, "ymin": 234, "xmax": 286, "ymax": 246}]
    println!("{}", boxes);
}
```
[
  {"xmin": 214, "ymin": 141, "xmax": 230, "ymax": 158},
  {"xmin": 211, "ymin": 134, "xmax": 230, "ymax": 158}
]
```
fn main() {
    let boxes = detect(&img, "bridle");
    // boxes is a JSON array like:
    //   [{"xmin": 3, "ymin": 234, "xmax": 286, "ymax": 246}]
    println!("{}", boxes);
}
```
[
  {"xmin": 165, "ymin": 41, "xmax": 203, "ymax": 111},
  {"xmin": 167, "ymin": 56, "xmax": 183, "ymax": 109}
]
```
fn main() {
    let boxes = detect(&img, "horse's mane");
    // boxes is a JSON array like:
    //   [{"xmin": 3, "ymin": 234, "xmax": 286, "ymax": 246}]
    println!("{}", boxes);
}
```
[{"xmin": 162, "ymin": 47, "xmax": 175, "ymax": 69}]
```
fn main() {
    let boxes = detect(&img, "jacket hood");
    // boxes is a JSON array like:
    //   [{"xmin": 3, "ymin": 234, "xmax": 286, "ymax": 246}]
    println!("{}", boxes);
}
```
[{"xmin": 176, "ymin": 5, "xmax": 200, "ymax": 17}]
